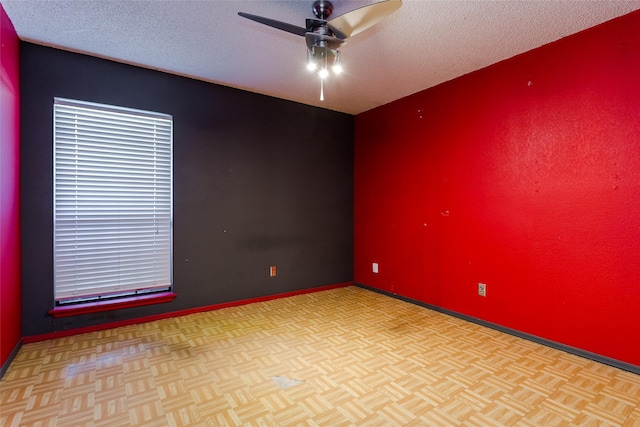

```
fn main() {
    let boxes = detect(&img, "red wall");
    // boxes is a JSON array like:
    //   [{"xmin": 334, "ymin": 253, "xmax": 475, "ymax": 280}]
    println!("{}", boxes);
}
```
[
  {"xmin": 355, "ymin": 11, "xmax": 640, "ymax": 367},
  {"xmin": 0, "ymin": 4, "xmax": 22, "ymax": 370}
]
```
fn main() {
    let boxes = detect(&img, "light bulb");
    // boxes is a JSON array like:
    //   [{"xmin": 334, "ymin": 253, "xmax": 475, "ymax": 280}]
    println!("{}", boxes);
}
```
[
  {"xmin": 307, "ymin": 62, "xmax": 317, "ymax": 72},
  {"xmin": 333, "ymin": 51, "xmax": 342, "ymax": 74},
  {"xmin": 318, "ymin": 68, "xmax": 329, "ymax": 79}
]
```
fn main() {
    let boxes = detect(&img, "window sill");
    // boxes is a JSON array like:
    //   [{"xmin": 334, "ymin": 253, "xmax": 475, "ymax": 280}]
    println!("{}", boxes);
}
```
[{"xmin": 48, "ymin": 292, "xmax": 177, "ymax": 318}]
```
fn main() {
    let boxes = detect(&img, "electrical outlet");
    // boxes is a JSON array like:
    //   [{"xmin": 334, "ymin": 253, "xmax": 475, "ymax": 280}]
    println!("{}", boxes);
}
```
[
  {"xmin": 372, "ymin": 263, "xmax": 379, "ymax": 274},
  {"xmin": 478, "ymin": 283, "xmax": 487, "ymax": 297},
  {"xmin": 270, "ymin": 266, "xmax": 277, "ymax": 277}
]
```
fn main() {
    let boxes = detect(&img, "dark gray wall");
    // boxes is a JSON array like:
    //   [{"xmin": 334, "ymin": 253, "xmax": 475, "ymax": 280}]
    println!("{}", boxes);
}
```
[{"xmin": 21, "ymin": 43, "xmax": 354, "ymax": 336}]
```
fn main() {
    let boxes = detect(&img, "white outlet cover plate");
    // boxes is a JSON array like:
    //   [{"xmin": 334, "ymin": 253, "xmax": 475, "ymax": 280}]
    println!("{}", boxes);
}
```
[{"xmin": 478, "ymin": 283, "xmax": 486, "ymax": 296}]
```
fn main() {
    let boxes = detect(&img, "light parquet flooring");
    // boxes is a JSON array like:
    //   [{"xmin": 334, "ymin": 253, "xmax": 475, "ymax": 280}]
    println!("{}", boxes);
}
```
[{"xmin": 1, "ymin": 286, "xmax": 639, "ymax": 426}]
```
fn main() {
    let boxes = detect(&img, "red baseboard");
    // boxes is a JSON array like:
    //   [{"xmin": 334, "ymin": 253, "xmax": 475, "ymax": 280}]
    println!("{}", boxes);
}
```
[{"xmin": 23, "ymin": 282, "xmax": 352, "ymax": 344}]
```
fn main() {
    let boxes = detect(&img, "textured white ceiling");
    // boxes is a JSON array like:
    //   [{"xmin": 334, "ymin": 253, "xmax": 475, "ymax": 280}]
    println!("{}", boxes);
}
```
[{"xmin": 2, "ymin": 0, "xmax": 639, "ymax": 115}]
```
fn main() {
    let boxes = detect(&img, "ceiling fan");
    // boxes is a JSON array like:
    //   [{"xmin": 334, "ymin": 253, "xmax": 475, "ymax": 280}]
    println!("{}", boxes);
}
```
[{"xmin": 238, "ymin": 0, "xmax": 402, "ymax": 101}]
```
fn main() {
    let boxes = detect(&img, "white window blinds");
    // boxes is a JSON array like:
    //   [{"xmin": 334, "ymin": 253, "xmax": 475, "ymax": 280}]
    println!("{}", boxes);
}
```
[{"xmin": 53, "ymin": 98, "xmax": 173, "ymax": 303}]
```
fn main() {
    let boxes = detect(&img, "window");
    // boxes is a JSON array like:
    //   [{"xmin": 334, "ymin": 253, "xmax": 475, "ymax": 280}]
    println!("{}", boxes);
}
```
[{"xmin": 53, "ymin": 98, "xmax": 173, "ymax": 305}]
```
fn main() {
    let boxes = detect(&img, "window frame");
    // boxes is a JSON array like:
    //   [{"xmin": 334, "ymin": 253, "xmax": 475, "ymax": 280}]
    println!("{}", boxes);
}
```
[{"xmin": 51, "ymin": 98, "xmax": 175, "ymax": 314}]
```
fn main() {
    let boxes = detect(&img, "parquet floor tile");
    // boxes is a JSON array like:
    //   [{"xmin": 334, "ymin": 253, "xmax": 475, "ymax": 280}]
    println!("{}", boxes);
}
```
[{"xmin": 1, "ymin": 286, "xmax": 638, "ymax": 426}]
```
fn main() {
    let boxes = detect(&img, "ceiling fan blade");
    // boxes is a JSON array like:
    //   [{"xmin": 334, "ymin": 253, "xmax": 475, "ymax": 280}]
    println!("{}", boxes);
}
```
[
  {"xmin": 328, "ymin": 0, "xmax": 402, "ymax": 39},
  {"xmin": 238, "ymin": 12, "xmax": 307, "ymax": 37}
]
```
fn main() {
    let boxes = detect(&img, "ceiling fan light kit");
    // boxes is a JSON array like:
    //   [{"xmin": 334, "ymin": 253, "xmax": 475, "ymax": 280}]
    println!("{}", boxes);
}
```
[
  {"xmin": 306, "ymin": 45, "xmax": 341, "ymax": 77},
  {"xmin": 239, "ymin": 0, "xmax": 401, "ymax": 101}
]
